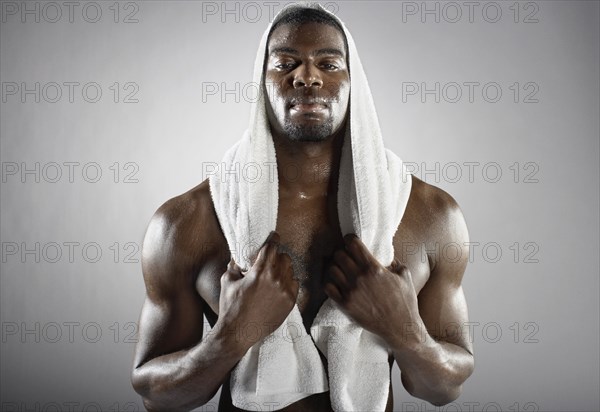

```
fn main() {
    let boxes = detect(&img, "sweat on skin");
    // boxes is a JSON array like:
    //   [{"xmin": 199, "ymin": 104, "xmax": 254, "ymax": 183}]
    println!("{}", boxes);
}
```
[{"xmin": 131, "ymin": 5, "xmax": 474, "ymax": 412}]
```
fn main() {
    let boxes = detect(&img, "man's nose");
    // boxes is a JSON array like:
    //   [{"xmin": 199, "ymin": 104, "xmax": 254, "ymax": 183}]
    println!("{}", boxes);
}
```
[{"xmin": 292, "ymin": 64, "xmax": 323, "ymax": 88}]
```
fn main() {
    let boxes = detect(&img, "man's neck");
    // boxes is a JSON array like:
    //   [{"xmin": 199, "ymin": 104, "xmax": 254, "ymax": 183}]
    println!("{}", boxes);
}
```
[{"xmin": 272, "ymin": 130, "xmax": 345, "ymax": 200}]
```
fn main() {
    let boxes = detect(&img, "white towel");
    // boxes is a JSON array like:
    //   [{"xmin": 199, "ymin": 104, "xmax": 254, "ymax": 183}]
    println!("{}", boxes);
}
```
[{"xmin": 208, "ymin": 3, "xmax": 413, "ymax": 411}]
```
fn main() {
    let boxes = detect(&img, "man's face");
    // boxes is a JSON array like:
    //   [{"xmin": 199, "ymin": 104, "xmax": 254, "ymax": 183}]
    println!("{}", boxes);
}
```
[{"xmin": 264, "ymin": 22, "xmax": 350, "ymax": 142}]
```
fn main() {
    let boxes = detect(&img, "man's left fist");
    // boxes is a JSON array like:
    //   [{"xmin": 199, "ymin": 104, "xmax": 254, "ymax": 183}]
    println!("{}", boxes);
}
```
[{"xmin": 324, "ymin": 234, "xmax": 421, "ymax": 343}]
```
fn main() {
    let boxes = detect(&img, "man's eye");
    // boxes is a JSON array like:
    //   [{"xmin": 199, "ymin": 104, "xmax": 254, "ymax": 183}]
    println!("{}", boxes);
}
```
[
  {"xmin": 275, "ymin": 62, "xmax": 296, "ymax": 70},
  {"xmin": 321, "ymin": 63, "xmax": 339, "ymax": 70}
]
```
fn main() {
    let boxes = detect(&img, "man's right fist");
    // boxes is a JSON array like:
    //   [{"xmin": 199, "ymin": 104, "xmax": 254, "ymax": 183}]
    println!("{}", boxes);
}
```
[{"xmin": 216, "ymin": 231, "xmax": 299, "ymax": 352}]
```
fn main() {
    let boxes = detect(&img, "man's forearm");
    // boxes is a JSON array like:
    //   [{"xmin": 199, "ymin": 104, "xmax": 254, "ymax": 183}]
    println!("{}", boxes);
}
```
[
  {"xmin": 132, "ymin": 324, "xmax": 248, "ymax": 411},
  {"xmin": 386, "ymin": 322, "xmax": 475, "ymax": 406}
]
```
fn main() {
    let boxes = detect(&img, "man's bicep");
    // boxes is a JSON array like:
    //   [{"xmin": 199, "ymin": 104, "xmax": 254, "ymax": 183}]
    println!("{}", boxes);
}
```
[
  {"xmin": 418, "ymin": 280, "xmax": 473, "ymax": 355},
  {"xmin": 133, "ymin": 212, "xmax": 206, "ymax": 369},
  {"xmin": 133, "ymin": 290, "xmax": 205, "ymax": 369},
  {"xmin": 417, "ymin": 207, "xmax": 473, "ymax": 354}
]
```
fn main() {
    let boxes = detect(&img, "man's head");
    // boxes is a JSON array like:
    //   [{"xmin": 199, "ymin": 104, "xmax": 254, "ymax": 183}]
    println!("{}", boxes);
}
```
[{"xmin": 263, "ymin": 8, "xmax": 350, "ymax": 143}]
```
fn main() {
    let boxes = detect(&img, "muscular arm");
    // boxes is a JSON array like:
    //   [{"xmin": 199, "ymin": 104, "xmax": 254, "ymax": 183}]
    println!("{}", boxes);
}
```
[
  {"xmin": 324, "ymin": 179, "xmax": 474, "ymax": 407},
  {"xmin": 131, "ymin": 298, "xmax": 244, "ymax": 411},
  {"xmin": 130, "ymin": 189, "xmax": 244, "ymax": 411},
  {"xmin": 391, "ymin": 189, "xmax": 475, "ymax": 405},
  {"xmin": 131, "ymin": 184, "xmax": 299, "ymax": 411}
]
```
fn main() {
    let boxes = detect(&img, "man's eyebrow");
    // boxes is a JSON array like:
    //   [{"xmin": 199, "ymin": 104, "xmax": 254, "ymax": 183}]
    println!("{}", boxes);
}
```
[
  {"xmin": 269, "ymin": 47, "xmax": 299, "ymax": 56},
  {"xmin": 314, "ymin": 48, "xmax": 345, "ymax": 58},
  {"xmin": 269, "ymin": 47, "xmax": 345, "ymax": 58}
]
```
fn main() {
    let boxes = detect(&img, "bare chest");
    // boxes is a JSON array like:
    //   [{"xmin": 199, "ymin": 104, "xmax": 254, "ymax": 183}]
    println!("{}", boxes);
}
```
[
  {"xmin": 274, "ymin": 196, "xmax": 344, "ymax": 327},
  {"xmin": 196, "ymin": 197, "xmax": 432, "ymax": 327},
  {"xmin": 195, "ymin": 195, "xmax": 343, "ymax": 327}
]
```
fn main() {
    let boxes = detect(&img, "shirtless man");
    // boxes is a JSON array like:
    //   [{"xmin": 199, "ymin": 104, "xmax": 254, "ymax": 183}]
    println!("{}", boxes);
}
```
[{"xmin": 131, "ymin": 8, "xmax": 474, "ymax": 412}]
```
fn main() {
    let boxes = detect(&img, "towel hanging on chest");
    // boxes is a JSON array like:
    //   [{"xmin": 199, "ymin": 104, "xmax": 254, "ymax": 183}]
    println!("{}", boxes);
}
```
[{"xmin": 208, "ymin": 3, "xmax": 413, "ymax": 411}]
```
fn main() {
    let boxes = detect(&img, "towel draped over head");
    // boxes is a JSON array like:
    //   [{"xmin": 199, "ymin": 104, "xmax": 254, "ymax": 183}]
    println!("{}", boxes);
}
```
[{"xmin": 208, "ymin": 2, "xmax": 413, "ymax": 411}]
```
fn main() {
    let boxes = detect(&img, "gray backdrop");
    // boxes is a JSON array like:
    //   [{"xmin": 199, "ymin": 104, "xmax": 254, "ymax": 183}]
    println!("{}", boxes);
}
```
[{"xmin": 1, "ymin": 1, "xmax": 598, "ymax": 411}]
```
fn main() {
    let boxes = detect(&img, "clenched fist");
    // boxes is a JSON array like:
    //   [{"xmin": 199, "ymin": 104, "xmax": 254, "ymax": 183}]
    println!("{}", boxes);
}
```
[
  {"xmin": 324, "ymin": 234, "xmax": 423, "ymax": 348},
  {"xmin": 215, "ymin": 231, "xmax": 299, "ymax": 353}
]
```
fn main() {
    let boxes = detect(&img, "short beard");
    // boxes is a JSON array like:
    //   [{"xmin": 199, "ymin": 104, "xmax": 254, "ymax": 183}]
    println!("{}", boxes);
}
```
[{"xmin": 283, "ymin": 118, "xmax": 334, "ymax": 142}]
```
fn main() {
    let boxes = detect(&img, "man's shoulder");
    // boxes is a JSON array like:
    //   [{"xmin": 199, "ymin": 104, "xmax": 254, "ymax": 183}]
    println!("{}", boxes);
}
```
[
  {"xmin": 142, "ymin": 179, "xmax": 227, "ymax": 269},
  {"xmin": 403, "ymin": 175, "xmax": 469, "ymax": 245},
  {"xmin": 395, "ymin": 175, "xmax": 470, "ymax": 285},
  {"xmin": 151, "ymin": 179, "xmax": 214, "ymax": 229}
]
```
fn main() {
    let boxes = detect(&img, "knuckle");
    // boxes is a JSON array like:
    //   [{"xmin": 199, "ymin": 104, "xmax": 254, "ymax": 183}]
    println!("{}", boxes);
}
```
[
  {"xmin": 221, "ymin": 271, "xmax": 232, "ymax": 282},
  {"xmin": 285, "ymin": 285, "xmax": 297, "ymax": 298},
  {"xmin": 279, "ymin": 252, "xmax": 292, "ymax": 265},
  {"xmin": 254, "ymin": 258, "xmax": 266, "ymax": 272},
  {"xmin": 272, "ymin": 278, "xmax": 282, "ymax": 289},
  {"xmin": 398, "ymin": 265, "xmax": 410, "ymax": 277},
  {"xmin": 266, "ymin": 237, "xmax": 280, "ymax": 250},
  {"xmin": 333, "ymin": 249, "xmax": 345, "ymax": 262},
  {"xmin": 391, "ymin": 258, "xmax": 406, "ymax": 271}
]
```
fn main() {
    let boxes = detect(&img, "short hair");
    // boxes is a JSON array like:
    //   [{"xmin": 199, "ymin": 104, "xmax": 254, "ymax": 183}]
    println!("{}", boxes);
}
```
[
  {"xmin": 266, "ymin": 7, "xmax": 348, "ymax": 56},
  {"xmin": 269, "ymin": 7, "xmax": 345, "ymax": 38}
]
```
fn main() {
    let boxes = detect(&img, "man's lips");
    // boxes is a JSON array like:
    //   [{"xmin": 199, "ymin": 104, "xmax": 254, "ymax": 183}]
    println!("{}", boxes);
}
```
[{"xmin": 289, "ymin": 102, "xmax": 328, "ymax": 113}]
